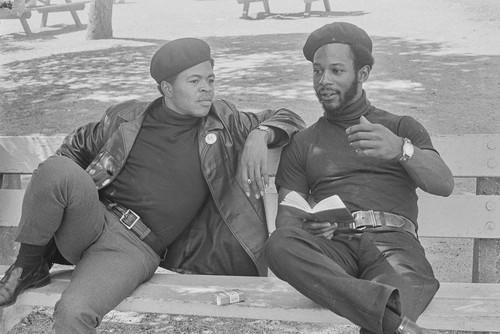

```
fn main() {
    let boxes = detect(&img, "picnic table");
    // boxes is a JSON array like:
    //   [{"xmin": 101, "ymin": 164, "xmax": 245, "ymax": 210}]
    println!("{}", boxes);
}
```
[
  {"xmin": 237, "ymin": 0, "xmax": 331, "ymax": 19},
  {"xmin": 0, "ymin": 0, "xmax": 89, "ymax": 36}
]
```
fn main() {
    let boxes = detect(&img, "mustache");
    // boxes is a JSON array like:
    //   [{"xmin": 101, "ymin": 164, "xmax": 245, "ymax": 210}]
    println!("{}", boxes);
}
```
[
  {"xmin": 316, "ymin": 85, "xmax": 340, "ymax": 94},
  {"xmin": 316, "ymin": 88, "xmax": 340, "ymax": 95}
]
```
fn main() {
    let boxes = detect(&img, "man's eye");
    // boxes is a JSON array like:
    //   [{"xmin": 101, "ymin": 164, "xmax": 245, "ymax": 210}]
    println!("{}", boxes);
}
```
[{"xmin": 191, "ymin": 79, "xmax": 199, "ymax": 84}]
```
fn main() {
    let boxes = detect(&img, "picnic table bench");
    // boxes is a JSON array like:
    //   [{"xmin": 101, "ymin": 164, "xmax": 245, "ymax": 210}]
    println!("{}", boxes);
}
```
[
  {"xmin": 0, "ymin": 0, "xmax": 89, "ymax": 36},
  {"xmin": 1, "ymin": 133, "xmax": 500, "ymax": 333},
  {"xmin": 237, "ymin": 0, "xmax": 331, "ymax": 19}
]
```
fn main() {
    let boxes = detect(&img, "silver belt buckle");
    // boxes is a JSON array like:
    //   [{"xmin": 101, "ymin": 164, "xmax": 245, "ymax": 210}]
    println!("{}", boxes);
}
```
[
  {"xmin": 351, "ymin": 210, "xmax": 378, "ymax": 229},
  {"xmin": 120, "ymin": 209, "xmax": 140, "ymax": 230}
]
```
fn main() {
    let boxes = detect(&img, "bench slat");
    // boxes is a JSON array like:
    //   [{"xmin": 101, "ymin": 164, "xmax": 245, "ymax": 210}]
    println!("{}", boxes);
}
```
[
  {"xmin": 418, "ymin": 194, "xmax": 500, "ymax": 238},
  {"xmin": 0, "ymin": 11, "xmax": 32, "ymax": 19},
  {"xmin": 34, "ymin": 2, "xmax": 85, "ymax": 13},
  {"xmin": 5, "ymin": 267, "xmax": 499, "ymax": 331},
  {"xmin": 0, "ymin": 190, "xmax": 24, "ymax": 227},
  {"xmin": 268, "ymin": 135, "xmax": 500, "ymax": 178},
  {"xmin": 0, "ymin": 146, "xmax": 31, "ymax": 174},
  {"xmin": 0, "ymin": 136, "xmax": 64, "ymax": 173},
  {"xmin": 1, "ymin": 134, "xmax": 498, "ymax": 177},
  {"xmin": 433, "ymin": 134, "xmax": 500, "ymax": 178}
]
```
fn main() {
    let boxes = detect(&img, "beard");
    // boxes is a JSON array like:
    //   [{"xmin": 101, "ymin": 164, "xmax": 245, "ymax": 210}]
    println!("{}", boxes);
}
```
[{"xmin": 315, "ymin": 78, "xmax": 359, "ymax": 116}]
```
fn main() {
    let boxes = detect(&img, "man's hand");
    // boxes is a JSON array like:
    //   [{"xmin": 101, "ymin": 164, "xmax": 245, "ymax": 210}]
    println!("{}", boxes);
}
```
[
  {"xmin": 346, "ymin": 116, "xmax": 403, "ymax": 160},
  {"xmin": 238, "ymin": 129, "xmax": 269, "ymax": 199},
  {"xmin": 302, "ymin": 220, "xmax": 338, "ymax": 239}
]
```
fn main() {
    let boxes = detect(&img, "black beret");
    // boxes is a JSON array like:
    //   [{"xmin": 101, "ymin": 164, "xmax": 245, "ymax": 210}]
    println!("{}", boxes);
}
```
[
  {"xmin": 303, "ymin": 22, "xmax": 372, "ymax": 62},
  {"xmin": 150, "ymin": 38, "xmax": 213, "ymax": 84}
]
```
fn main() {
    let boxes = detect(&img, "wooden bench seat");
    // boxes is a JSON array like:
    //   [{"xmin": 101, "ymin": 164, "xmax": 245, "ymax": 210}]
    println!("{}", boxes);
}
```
[
  {"xmin": 33, "ymin": 1, "xmax": 85, "ymax": 13},
  {"xmin": 1, "ymin": 134, "xmax": 500, "ymax": 333},
  {"xmin": 1, "ymin": 266, "xmax": 500, "ymax": 332}
]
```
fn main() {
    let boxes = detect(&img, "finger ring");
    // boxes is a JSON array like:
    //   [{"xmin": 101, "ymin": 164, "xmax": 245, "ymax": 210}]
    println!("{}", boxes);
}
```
[{"xmin": 247, "ymin": 179, "xmax": 252, "ymax": 184}]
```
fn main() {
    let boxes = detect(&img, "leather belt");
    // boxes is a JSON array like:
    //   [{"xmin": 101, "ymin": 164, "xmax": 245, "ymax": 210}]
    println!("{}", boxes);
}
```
[
  {"xmin": 102, "ymin": 199, "xmax": 166, "ymax": 258},
  {"xmin": 344, "ymin": 210, "xmax": 417, "ymax": 238}
]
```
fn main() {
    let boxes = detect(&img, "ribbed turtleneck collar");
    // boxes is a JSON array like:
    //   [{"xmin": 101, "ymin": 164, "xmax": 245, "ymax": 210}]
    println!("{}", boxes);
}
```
[
  {"xmin": 151, "ymin": 99, "xmax": 201, "ymax": 128},
  {"xmin": 324, "ymin": 90, "xmax": 372, "ymax": 126}
]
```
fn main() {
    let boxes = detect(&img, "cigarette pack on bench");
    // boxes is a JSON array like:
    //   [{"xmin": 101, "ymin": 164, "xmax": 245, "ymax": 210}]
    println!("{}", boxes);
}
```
[{"xmin": 213, "ymin": 289, "xmax": 245, "ymax": 306}]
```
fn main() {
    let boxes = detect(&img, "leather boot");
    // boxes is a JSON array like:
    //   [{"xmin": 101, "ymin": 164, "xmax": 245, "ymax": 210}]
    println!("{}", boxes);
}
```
[
  {"xmin": 395, "ymin": 317, "xmax": 439, "ymax": 334},
  {"xmin": 0, "ymin": 261, "xmax": 51, "ymax": 308}
]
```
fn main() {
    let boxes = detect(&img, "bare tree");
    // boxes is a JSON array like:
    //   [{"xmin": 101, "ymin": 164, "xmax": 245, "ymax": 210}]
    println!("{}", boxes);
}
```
[{"xmin": 86, "ymin": 0, "xmax": 113, "ymax": 40}]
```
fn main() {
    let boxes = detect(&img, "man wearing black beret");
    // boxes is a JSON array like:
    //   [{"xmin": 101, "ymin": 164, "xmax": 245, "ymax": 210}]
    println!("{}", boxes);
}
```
[
  {"xmin": 265, "ymin": 22, "xmax": 454, "ymax": 334},
  {"xmin": 0, "ymin": 38, "xmax": 305, "ymax": 332}
]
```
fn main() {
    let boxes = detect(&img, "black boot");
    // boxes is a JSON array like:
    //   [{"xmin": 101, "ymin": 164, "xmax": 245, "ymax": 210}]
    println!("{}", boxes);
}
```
[{"xmin": 0, "ymin": 260, "xmax": 50, "ymax": 307}]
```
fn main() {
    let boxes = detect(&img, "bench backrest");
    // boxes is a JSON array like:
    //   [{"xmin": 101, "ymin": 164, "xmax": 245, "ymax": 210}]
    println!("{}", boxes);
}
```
[
  {"xmin": 2, "ymin": 134, "xmax": 498, "ymax": 237},
  {"xmin": 1, "ymin": 134, "xmax": 499, "ymax": 234},
  {"xmin": 1, "ymin": 134, "xmax": 500, "ymax": 278}
]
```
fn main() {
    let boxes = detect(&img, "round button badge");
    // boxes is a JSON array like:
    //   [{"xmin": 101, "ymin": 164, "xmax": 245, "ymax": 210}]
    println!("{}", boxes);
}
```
[{"xmin": 205, "ymin": 133, "xmax": 217, "ymax": 145}]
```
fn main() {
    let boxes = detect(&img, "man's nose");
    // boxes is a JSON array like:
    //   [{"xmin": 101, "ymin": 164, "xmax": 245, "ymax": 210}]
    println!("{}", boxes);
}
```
[
  {"xmin": 318, "ymin": 72, "xmax": 333, "ymax": 85},
  {"xmin": 200, "ymin": 80, "xmax": 213, "ymax": 92}
]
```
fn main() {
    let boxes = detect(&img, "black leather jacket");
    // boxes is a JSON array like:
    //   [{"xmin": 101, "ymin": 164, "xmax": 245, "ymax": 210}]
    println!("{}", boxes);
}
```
[{"xmin": 56, "ymin": 97, "xmax": 305, "ymax": 276}]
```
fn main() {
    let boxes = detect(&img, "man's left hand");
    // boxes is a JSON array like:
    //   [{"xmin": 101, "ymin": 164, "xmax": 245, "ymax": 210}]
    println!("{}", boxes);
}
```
[
  {"xmin": 238, "ymin": 129, "xmax": 269, "ymax": 199},
  {"xmin": 346, "ymin": 116, "xmax": 403, "ymax": 160},
  {"xmin": 302, "ymin": 220, "xmax": 337, "ymax": 239}
]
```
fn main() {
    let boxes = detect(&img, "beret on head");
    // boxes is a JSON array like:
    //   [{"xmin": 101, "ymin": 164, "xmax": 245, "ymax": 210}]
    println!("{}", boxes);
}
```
[
  {"xmin": 303, "ymin": 22, "xmax": 372, "ymax": 62},
  {"xmin": 150, "ymin": 38, "xmax": 213, "ymax": 84}
]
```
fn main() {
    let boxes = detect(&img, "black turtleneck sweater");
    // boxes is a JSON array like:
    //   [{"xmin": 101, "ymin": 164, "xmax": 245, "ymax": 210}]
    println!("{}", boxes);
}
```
[
  {"xmin": 276, "ymin": 91, "xmax": 435, "ymax": 226},
  {"xmin": 102, "ymin": 100, "xmax": 209, "ymax": 246}
]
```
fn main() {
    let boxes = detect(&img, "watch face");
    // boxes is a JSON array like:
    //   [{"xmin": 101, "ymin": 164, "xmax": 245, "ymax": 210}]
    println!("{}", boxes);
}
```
[
  {"xmin": 404, "ymin": 141, "xmax": 414, "ymax": 156},
  {"xmin": 400, "ymin": 138, "xmax": 414, "ymax": 162}
]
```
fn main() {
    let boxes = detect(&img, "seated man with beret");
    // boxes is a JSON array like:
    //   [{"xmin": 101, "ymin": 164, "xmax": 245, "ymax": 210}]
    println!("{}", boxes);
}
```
[
  {"xmin": 264, "ymin": 22, "xmax": 454, "ymax": 334},
  {"xmin": 0, "ymin": 38, "xmax": 305, "ymax": 333}
]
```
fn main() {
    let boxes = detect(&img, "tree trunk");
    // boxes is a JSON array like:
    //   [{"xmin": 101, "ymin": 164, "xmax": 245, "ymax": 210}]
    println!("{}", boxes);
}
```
[{"xmin": 86, "ymin": 0, "xmax": 113, "ymax": 40}]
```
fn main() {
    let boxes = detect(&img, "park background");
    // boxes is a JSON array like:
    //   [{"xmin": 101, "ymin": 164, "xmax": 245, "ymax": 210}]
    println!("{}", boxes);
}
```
[{"xmin": 1, "ymin": 0, "xmax": 500, "ymax": 333}]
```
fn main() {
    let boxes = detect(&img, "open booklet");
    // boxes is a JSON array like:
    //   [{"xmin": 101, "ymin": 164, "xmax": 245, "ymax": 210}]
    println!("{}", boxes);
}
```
[{"xmin": 279, "ymin": 191, "xmax": 354, "ymax": 223}]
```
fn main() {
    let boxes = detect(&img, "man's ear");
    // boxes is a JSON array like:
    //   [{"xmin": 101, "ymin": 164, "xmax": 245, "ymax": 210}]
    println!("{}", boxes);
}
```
[
  {"xmin": 357, "ymin": 65, "xmax": 371, "ymax": 83},
  {"xmin": 160, "ymin": 81, "xmax": 173, "ymax": 97}
]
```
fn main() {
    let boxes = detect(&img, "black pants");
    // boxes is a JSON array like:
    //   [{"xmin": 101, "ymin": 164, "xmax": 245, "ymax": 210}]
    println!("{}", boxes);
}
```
[{"xmin": 264, "ymin": 226, "xmax": 439, "ymax": 334}]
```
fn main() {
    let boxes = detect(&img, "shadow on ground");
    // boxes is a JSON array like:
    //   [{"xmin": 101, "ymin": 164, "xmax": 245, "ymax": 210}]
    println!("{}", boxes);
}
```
[
  {"xmin": 243, "ymin": 10, "xmax": 367, "ymax": 20},
  {"xmin": 1, "ymin": 33, "xmax": 499, "ymax": 135}
]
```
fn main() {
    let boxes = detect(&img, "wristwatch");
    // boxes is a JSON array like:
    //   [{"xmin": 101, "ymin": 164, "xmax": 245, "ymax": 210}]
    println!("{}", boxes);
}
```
[{"xmin": 399, "ymin": 138, "xmax": 414, "ymax": 163}]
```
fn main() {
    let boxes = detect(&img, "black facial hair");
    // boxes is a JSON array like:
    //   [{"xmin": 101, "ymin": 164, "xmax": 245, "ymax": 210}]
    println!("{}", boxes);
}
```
[{"xmin": 317, "ymin": 77, "xmax": 359, "ymax": 116}]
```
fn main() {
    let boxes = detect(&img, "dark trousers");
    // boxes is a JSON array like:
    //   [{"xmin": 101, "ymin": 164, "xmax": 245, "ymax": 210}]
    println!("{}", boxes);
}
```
[
  {"xmin": 264, "ymin": 226, "xmax": 439, "ymax": 334},
  {"xmin": 15, "ymin": 156, "xmax": 160, "ymax": 333}
]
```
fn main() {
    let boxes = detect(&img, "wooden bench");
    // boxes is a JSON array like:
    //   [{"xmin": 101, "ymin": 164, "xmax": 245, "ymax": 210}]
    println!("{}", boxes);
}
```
[
  {"xmin": 0, "ymin": 8, "xmax": 33, "ymax": 36},
  {"xmin": 237, "ymin": 0, "xmax": 331, "ymax": 19},
  {"xmin": 0, "ymin": 0, "xmax": 89, "ymax": 36},
  {"xmin": 32, "ymin": 0, "xmax": 89, "ymax": 30},
  {"xmin": 1, "ymin": 134, "xmax": 500, "ymax": 333}
]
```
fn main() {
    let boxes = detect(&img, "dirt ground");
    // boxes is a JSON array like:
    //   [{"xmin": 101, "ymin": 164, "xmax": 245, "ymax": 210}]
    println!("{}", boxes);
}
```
[{"xmin": 1, "ymin": 0, "xmax": 500, "ymax": 333}]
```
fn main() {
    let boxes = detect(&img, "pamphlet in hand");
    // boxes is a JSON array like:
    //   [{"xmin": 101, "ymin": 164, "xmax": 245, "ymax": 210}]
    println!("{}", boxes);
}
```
[{"xmin": 280, "ymin": 191, "xmax": 354, "ymax": 223}]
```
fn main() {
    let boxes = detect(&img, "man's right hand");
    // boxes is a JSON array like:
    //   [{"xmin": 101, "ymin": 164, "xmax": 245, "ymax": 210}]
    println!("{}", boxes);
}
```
[{"xmin": 302, "ymin": 220, "xmax": 337, "ymax": 239}]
